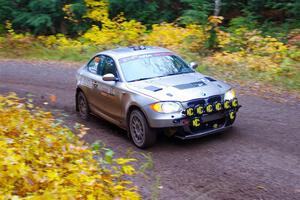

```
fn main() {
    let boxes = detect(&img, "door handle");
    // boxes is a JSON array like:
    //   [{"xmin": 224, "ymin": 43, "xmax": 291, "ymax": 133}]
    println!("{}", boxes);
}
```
[{"xmin": 92, "ymin": 81, "xmax": 98, "ymax": 87}]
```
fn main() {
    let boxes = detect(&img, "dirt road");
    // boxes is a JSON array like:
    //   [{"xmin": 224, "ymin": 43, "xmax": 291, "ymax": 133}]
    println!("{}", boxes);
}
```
[{"xmin": 1, "ymin": 60, "xmax": 299, "ymax": 200}]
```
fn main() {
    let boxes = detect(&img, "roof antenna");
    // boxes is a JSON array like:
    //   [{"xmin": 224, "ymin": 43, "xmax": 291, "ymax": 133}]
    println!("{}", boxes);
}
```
[
  {"xmin": 129, "ymin": 45, "xmax": 146, "ymax": 50},
  {"xmin": 139, "ymin": 45, "xmax": 146, "ymax": 50}
]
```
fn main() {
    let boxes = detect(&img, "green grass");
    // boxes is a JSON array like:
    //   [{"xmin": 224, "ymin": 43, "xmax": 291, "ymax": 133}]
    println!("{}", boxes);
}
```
[{"xmin": 0, "ymin": 43, "xmax": 103, "ymax": 62}]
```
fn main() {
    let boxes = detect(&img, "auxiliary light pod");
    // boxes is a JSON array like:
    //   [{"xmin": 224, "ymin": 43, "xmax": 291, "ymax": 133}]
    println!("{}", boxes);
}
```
[{"xmin": 206, "ymin": 104, "xmax": 213, "ymax": 113}]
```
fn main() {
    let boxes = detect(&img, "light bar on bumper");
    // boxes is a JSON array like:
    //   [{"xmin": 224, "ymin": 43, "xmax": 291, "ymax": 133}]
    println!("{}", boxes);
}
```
[{"xmin": 182, "ymin": 94, "xmax": 241, "ymax": 129}]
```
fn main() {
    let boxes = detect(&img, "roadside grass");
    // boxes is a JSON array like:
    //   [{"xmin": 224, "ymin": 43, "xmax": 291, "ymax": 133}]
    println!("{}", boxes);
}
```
[
  {"xmin": 198, "ymin": 60, "xmax": 300, "ymax": 91},
  {"xmin": 0, "ymin": 44, "xmax": 299, "ymax": 93},
  {"xmin": 0, "ymin": 43, "xmax": 102, "ymax": 62},
  {"xmin": 150, "ymin": 175, "xmax": 161, "ymax": 200},
  {"xmin": 180, "ymin": 50, "xmax": 300, "ymax": 92}
]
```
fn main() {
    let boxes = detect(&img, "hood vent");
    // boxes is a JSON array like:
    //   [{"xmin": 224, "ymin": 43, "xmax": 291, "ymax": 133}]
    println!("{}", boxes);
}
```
[
  {"xmin": 205, "ymin": 77, "xmax": 216, "ymax": 82},
  {"xmin": 173, "ymin": 81, "xmax": 206, "ymax": 90},
  {"xmin": 144, "ymin": 85, "xmax": 163, "ymax": 92}
]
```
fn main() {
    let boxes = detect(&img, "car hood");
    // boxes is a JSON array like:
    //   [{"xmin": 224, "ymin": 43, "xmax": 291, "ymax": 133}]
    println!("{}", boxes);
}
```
[{"xmin": 126, "ymin": 72, "xmax": 231, "ymax": 102}]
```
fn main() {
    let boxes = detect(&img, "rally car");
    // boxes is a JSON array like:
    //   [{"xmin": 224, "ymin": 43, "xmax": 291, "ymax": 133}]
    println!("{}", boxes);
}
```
[{"xmin": 76, "ymin": 46, "xmax": 241, "ymax": 148}]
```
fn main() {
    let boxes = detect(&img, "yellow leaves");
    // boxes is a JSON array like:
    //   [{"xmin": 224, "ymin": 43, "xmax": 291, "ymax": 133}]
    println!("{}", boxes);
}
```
[
  {"xmin": 74, "ymin": 123, "xmax": 90, "ymax": 138},
  {"xmin": 143, "ymin": 23, "xmax": 206, "ymax": 52},
  {"xmin": 205, "ymin": 51, "xmax": 282, "ymax": 72},
  {"xmin": 115, "ymin": 158, "xmax": 136, "ymax": 175},
  {"xmin": 82, "ymin": 14, "xmax": 146, "ymax": 46},
  {"xmin": 0, "ymin": 94, "xmax": 140, "ymax": 199},
  {"xmin": 1, "ymin": 22, "xmax": 34, "ymax": 51},
  {"xmin": 46, "ymin": 170, "xmax": 59, "ymax": 181},
  {"xmin": 144, "ymin": 23, "xmax": 184, "ymax": 48},
  {"xmin": 287, "ymin": 47, "xmax": 300, "ymax": 61},
  {"xmin": 208, "ymin": 16, "xmax": 224, "ymax": 26},
  {"xmin": 246, "ymin": 35, "xmax": 287, "ymax": 59},
  {"xmin": 211, "ymin": 25, "xmax": 292, "ymax": 73},
  {"xmin": 115, "ymin": 158, "xmax": 136, "ymax": 165},
  {"xmin": 38, "ymin": 34, "xmax": 83, "ymax": 50},
  {"xmin": 217, "ymin": 30, "xmax": 231, "ymax": 48},
  {"xmin": 121, "ymin": 165, "xmax": 135, "ymax": 175},
  {"xmin": 87, "ymin": 194, "xmax": 96, "ymax": 200},
  {"xmin": 63, "ymin": 4, "xmax": 78, "ymax": 23},
  {"xmin": 84, "ymin": 0, "xmax": 109, "ymax": 23}
]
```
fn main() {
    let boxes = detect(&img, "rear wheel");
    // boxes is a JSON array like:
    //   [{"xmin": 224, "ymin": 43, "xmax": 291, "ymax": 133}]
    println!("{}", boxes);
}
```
[
  {"xmin": 129, "ymin": 110, "xmax": 156, "ymax": 148},
  {"xmin": 77, "ymin": 91, "xmax": 90, "ymax": 120}
]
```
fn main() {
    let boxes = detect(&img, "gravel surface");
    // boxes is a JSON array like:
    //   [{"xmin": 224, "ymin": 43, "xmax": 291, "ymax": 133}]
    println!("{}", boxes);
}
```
[{"xmin": 1, "ymin": 59, "xmax": 300, "ymax": 200}]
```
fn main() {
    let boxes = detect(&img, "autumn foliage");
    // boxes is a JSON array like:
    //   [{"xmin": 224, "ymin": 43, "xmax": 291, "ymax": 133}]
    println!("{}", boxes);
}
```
[
  {"xmin": 0, "ymin": 93, "xmax": 140, "ymax": 199},
  {"xmin": 0, "ymin": 0, "xmax": 299, "ymax": 90}
]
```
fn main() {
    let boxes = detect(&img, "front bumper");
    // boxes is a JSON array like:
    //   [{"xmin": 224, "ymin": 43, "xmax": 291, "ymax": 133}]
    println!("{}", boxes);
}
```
[{"xmin": 144, "ymin": 97, "xmax": 241, "ymax": 138}]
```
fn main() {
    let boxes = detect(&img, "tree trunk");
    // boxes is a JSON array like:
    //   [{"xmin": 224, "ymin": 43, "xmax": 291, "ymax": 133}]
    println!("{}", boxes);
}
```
[
  {"xmin": 60, "ymin": 21, "xmax": 67, "ymax": 35},
  {"xmin": 214, "ymin": 0, "xmax": 221, "ymax": 16}
]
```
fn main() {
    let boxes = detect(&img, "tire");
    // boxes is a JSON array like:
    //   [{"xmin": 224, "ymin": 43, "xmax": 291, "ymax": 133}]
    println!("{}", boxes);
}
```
[
  {"xmin": 77, "ymin": 91, "xmax": 90, "ymax": 120},
  {"xmin": 129, "ymin": 109, "xmax": 156, "ymax": 148}
]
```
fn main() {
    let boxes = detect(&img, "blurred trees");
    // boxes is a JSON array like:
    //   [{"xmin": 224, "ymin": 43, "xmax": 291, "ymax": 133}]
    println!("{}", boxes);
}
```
[
  {"xmin": 109, "ymin": 0, "xmax": 178, "ymax": 26},
  {"xmin": 179, "ymin": 0, "xmax": 212, "ymax": 25},
  {"xmin": 0, "ymin": 0, "xmax": 299, "ymax": 36},
  {"xmin": 0, "ymin": 0, "xmax": 87, "ymax": 35},
  {"xmin": 109, "ymin": 0, "xmax": 300, "ymax": 26}
]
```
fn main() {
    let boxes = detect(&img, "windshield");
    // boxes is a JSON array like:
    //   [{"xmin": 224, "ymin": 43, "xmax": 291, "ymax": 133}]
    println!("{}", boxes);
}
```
[{"xmin": 119, "ymin": 52, "xmax": 194, "ymax": 82}]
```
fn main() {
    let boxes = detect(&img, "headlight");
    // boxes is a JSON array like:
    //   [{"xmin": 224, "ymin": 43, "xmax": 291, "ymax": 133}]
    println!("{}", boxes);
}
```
[
  {"xmin": 224, "ymin": 89, "xmax": 236, "ymax": 101},
  {"xmin": 150, "ymin": 102, "xmax": 182, "ymax": 113}
]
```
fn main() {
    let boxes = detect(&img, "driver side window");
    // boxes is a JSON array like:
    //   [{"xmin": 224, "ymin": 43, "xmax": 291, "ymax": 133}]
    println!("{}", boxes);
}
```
[
  {"xmin": 87, "ymin": 55, "xmax": 102, "ymax": 74},
  {"xmin": 100, "ymin": 56, "xmax": 118, "ymax": 77}
]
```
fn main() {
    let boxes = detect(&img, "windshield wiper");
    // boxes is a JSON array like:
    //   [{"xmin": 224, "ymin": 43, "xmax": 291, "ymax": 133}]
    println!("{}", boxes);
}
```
[
  {"xmin": 128, "ymin": 77, "xmax": 153, "ymax": 82},
  {"xmin": 166, "ymin": 71, "xmax": 194, "ymax": 76}
]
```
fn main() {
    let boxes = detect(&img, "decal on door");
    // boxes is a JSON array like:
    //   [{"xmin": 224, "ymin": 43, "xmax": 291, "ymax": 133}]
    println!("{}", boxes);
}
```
[{"xmin": 99, "ymin": 85, "xmax": 116, "ymax": 96}]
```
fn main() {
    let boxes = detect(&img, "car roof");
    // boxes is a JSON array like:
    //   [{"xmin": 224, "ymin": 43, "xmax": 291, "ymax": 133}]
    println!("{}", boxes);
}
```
[{"xmin": 97, "ymin": 46, "xmax": 174, "ymax": 60}]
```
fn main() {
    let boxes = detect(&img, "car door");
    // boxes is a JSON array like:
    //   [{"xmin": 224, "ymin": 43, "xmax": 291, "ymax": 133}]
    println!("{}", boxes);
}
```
[
  {"xmin": 91, "ymin": 55, "xmax": 124, "ymax": 125},
  {"xmin": 80, "ymin": 55, "xmax": 103, "ymax": 112}
]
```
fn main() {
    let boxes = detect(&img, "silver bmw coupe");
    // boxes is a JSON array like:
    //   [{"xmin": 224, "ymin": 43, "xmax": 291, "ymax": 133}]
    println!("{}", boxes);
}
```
[{"xmin": 76, "ymin": 46, "xmax": 240, "ymax": 148}]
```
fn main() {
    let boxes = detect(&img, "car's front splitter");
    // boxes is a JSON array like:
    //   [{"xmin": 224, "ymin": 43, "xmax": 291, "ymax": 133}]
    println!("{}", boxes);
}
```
[{"xmin": 175, "ymin": 125, "xmax": 232, "ymax": 140}]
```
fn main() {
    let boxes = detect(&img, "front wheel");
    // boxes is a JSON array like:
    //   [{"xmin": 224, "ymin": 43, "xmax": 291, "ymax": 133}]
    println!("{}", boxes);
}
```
[{"xmin": 129, "ymin": 110, "xmax": 156, "ymax": 148}]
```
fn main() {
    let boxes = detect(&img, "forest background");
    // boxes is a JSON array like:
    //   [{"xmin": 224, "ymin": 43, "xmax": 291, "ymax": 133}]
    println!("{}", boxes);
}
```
[{"xmin": 0, "ymin": 0, "xmax": 299, "ymax": 90}]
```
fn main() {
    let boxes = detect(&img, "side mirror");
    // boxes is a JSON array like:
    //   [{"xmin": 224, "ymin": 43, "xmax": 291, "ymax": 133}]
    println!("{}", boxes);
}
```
[
  {"xmin": 103, "ymin": 73, "xmax": 118, "ymax": 81},
  {"xmin": 190, "ymin": 62, "xmax": 198, "ymax": 69}
]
